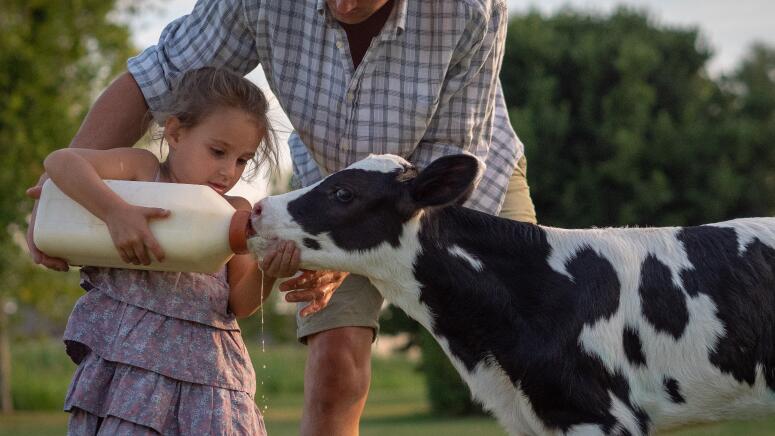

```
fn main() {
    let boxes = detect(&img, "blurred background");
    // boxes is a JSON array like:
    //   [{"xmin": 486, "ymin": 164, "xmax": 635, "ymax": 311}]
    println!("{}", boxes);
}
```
[{"xmin": 2, "ymin": 1, "xmax": 775, "ymax": 435}]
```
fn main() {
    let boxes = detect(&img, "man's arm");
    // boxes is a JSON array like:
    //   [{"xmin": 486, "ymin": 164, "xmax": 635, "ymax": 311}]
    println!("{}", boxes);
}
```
[
  {"xmin": 69, "ymin": 72, "xmax": 150, "ymax": 150},
  {"xmin": 409, "ymin": 1, "xmax": 517, "ymax": 215}
]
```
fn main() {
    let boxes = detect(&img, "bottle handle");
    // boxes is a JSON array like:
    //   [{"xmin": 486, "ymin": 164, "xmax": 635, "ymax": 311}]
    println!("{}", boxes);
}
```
[{"xmin": 229, "ymin": 209, "xmax": 251, "ymax": 255}]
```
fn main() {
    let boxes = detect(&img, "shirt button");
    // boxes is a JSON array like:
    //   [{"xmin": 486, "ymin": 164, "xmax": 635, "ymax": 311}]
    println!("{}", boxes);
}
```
[
  {"xmin": 336, "ymin": 40, "xmax": 344, "ymax": 49},
  {"xmin": 346, "ymin": 92, "xmax": 354, "ymax": 102},
  {"xmin": 341, "ymin": 140, "xmax": 350, "ymax": 150}
]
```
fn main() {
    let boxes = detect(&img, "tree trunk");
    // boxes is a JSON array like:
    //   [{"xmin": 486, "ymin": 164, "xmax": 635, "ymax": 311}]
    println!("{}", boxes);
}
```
[{"xmin": 0, "ymin": 297, "xmax": 12, "ymax": 413}]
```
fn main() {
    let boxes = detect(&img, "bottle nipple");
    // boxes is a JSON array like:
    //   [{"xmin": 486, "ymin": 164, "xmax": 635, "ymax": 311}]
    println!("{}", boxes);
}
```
[{"xmin": 229, "ymin": 209, "xmax": 252, "ymax": 255}]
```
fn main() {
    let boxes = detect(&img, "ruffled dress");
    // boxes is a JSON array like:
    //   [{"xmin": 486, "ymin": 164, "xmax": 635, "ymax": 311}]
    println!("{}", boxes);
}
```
[{"xmin": 63, "ymin": 266, "xmax": 265, "ymax": 435}]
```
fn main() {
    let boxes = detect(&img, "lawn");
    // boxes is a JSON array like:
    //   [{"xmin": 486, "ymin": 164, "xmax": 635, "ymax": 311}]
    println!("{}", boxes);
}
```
[
  {"xmin": 4, "ymin": 406, "xmax": 775, "ymax": 436},
  {"xmin": 2, "ymin": 339, "xmax": 774, "ymax": 435}
]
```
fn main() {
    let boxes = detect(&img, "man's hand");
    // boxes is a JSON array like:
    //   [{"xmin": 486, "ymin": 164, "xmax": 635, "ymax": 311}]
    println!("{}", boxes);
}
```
[
  {"xmin": 280, "ymin": 270, "xmax": 349, "ymax": 317},
  {"xmin": 26, "ymin": 179, "xmax": 70, "ymax": 272}
]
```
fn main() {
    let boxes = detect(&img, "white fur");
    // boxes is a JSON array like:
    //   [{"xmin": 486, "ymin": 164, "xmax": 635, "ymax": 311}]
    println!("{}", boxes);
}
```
[
  {"xmin": 448, "ymin": 245, "xmax": 484, "ymax": 271},
  {"xmin": 348, "ymin": 153, "xmax": 410, "ymax": 174}
]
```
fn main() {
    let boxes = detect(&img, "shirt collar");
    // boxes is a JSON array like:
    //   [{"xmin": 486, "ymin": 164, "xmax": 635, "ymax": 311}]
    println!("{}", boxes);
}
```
[{"xmin": 382, "ymin": 0, "xmax": 407, "ymax": 40}]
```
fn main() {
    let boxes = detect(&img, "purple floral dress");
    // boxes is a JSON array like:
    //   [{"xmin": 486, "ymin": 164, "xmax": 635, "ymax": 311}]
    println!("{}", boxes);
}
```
[{"xmin": 63, "ymin": 266, "xmax": 266, "ymax": 435}]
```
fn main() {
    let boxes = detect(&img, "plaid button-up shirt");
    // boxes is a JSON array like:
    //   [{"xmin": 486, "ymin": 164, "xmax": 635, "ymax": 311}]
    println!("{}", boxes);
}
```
[{"xmin": 128, "ymin": 0, "xmax": 523, "ymax": 214}]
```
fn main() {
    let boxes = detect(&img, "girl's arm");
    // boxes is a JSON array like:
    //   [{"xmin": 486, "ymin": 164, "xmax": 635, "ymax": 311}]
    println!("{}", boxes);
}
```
[
  {"xmin": 43, "ymin": 148, "xmax": 169, "ymax": 264},
  {"xmin": 44, "ymin": 148, "xmax": 159, "ymax": 218},
  {"xmin": 226, "ymin": 197, "xmax": 301, "ymax": 318}
]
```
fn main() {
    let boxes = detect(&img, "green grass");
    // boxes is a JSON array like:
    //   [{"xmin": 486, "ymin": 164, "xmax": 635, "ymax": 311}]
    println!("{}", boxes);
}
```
[
  {"xmin": 0, "ymin": 411, "xmax": 508, "ymax": 436},
  {"xmin": 663, "ymin": 417, "xmax": 775, "ymax": 436},
  {"xmin": 3, "ymin": 339, "xmax": 775, "ymax": 435},
  {"xmin": 259, "ymin": 389, "xmax": 506, "ymax": 436},
  {"xmin": 0, "ymin": 412, "xmax": 69, "ymax": 436},
  {"xmin": 4, "ymin": 410, "xmax": 775, "ymax": 436}
]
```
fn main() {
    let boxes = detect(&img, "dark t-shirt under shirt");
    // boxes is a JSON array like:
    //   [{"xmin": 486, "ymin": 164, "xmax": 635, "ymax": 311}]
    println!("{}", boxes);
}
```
[{"xmin": 337, "ymin": 0, "xmax": 395, "ymax": 69}]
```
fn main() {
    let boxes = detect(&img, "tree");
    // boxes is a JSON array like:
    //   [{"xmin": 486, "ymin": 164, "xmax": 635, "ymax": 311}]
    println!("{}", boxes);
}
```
[
  {"xmin": 716, "ymin": 44, "xmax": 775, "ymax": 217},
  {"xmin": 0, "ymin": 1, "xmax": 136, "ymax": 411},
  {"xmin": 502, "ymin": 8, "xmax": 775, "ymax": 228}
]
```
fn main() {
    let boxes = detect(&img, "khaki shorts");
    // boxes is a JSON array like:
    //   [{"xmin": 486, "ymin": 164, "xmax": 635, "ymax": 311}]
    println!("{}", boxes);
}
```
[{"xmin": 296, "ymin": 156, "xmax": 537, "ymax": 342}]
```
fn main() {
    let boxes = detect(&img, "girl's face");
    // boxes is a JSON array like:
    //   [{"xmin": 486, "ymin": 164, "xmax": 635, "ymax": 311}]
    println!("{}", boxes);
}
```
[{"xmin": 164, "ymin": 107, "xmax": 262, "ymax": 195}]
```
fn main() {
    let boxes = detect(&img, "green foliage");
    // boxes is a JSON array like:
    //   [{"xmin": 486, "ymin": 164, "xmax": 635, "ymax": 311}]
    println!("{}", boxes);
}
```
[
  {"xmin": 0, "ymin": 241, "xmax": 83, "ymax": 338},
  {"xmin": 503, "ymin": 8, "xmax": 775, "ymax": 227},
  {"xmin": 0, "ymin": 1, "xmax": 136, "ymax": 238},
  {"xmin": 10, "ymin": 340, "xmax": 74, "ymax": 410}
]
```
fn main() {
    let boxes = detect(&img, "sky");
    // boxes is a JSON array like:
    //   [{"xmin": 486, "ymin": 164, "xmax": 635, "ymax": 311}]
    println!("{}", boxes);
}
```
[{"xmin": 127, "ymin": 0, "xmax": 775, "ymax": 200}]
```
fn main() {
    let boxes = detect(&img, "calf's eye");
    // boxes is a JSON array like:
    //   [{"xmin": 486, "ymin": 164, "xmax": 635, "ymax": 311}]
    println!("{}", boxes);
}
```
[{"xmin": 335, "ymin": 188, "xmax": 354, "ymax": 203}]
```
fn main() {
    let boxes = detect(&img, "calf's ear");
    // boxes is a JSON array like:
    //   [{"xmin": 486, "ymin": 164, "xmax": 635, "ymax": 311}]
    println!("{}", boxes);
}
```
[{"xmin": 410, "ymin": 154, "xmax": 483, "ymax": 208}]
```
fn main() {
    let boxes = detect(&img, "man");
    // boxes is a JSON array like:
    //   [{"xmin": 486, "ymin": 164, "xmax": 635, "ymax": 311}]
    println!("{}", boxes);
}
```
[{"xmin": 27, "ymin": 0, "xmax": 536, "ymax": 434}]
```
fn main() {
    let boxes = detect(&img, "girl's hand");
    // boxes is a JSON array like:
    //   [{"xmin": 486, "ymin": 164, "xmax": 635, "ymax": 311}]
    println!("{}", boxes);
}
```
[
  {"xmin": 103, "ymin": 204, "xmax": 169, "ymax": 265},
  {"xmin": 260, "ymin": 240, "xmax": 301, "ymax": 278},
  {"xmin": 279, "ymin": 270, "xmax": 349, "ymax": 317}
]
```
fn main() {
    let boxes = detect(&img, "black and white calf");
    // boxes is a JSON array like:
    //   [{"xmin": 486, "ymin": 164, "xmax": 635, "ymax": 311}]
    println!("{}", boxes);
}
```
[{"xmin": 249, "ymin": 154, "xmax": 775, "ymax": 435}]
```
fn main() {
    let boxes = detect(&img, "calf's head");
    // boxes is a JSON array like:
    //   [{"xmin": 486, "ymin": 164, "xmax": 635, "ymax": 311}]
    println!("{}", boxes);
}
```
[{"xmin": 248, "ymin": 154, "xmax": 483, "ymax": 274}]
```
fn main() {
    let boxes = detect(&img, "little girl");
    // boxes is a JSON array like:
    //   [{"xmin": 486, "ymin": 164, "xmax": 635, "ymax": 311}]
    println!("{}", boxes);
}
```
[{"xmin": 42, "ymin": 67, "xmax": 298, "ymax": 435}]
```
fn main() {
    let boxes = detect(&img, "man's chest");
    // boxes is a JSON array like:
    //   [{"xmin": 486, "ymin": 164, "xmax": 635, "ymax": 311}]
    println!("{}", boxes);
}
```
[{"xmin": 251, "ymin": 4, "xmax": 461, "ymax": 131}]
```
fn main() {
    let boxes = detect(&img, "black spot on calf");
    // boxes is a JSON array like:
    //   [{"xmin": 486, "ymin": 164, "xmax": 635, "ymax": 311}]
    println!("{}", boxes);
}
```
[
  {"xmin": 623, "ymin": 326, "xmax": 647, "ymax": 367},
  {"xmin": 638, "ymin": 255, "xmax": 689, "ymax": 339},
  {"xmin": 302, "ymin": 237, "xmax": 321, "ymax": 250},
  {"xmin": 663, "ymin": 377, "xmax": 686, "ymax": 404}
]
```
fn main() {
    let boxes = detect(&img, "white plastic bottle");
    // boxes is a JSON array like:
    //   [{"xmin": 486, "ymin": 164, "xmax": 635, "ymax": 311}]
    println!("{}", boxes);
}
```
[{"xmin": 33, "ymin": 179, "xmax": 252, "ymax": 273}]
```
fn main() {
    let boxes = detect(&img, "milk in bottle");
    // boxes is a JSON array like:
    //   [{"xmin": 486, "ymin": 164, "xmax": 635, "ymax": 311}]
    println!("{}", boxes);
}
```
[{"xmin": 33, "ymin": 179, "xmax": 251, "ymax": 273}]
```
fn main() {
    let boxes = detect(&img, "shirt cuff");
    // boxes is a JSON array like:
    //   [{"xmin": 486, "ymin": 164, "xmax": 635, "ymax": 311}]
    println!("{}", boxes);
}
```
[{"xmin": 127, "ymin": 45, "xmax": 173, "ymax": 125}]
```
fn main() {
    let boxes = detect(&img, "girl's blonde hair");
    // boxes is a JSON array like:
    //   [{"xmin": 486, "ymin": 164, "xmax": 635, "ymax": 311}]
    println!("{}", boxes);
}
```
[{"xmin": 152, "ymin": 67, "xmax": 278, "ymax": 179}]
